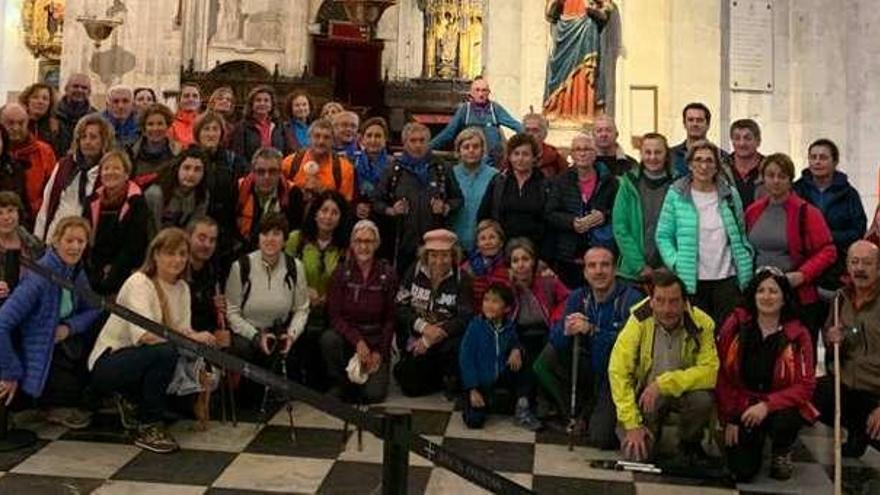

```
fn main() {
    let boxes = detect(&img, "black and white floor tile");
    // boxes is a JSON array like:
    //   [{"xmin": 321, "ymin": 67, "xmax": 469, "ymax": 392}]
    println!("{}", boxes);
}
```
[{"xmin": 0, "ymin": 389, "xmax": 866, "ymax": 494}]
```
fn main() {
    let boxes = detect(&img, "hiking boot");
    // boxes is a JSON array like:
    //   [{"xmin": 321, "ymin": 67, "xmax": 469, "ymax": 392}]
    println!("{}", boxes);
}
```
[
  {"xmin": 116, "ymin": 395, "xmax": 139, "ymax": 430},
  {"xmin": 45, "ymin": 407, "xmax": 92, "ymax": 430},
  {"xmin": 134, "ymin": 423, "xmax": 179, "ymax": 454},
  {"xmin": 515, "ymin": 398, "xmax": 544, "ymax": 432},
  {"xmin": 681, "ymin": 442, "xmax": 719, "ymax": 468},
  {"xmin": 770, "ymin": 451, "xmax": 794, "ymax": 480},
  {"xmin": 843, "ymin": 432, "xmax": 869, "ymax": 458}
]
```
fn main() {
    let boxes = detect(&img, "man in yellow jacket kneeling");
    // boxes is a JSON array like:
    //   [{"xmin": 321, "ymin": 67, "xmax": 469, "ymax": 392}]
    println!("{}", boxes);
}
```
[{"xmin": 608, "ymin": 268, "xmax": 719, "ymax": 463}]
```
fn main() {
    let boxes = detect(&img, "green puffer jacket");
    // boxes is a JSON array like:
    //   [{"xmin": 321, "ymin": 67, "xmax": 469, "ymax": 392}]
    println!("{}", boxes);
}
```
[
  {"xmin": 655, "ymin": 177, "xmax": 754, "ymax": 294},
  {"xmin": 612, "ymin": 168, "xmax": 671, "ymax": 280}
]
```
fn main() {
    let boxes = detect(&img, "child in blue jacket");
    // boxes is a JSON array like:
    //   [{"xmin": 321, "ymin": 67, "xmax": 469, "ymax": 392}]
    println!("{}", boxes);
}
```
[{"xmin": 459, "ymin": 282, "xmax": 539, "ymax": 430}]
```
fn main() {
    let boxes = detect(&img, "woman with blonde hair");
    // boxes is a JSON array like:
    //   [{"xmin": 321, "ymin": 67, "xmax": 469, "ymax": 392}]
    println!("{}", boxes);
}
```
[
  {"xmin": 0, "ymin": 216, "xmax": 100, "ymax": 429},
  {"xmin": 89, "ymin": 227, "xmax": 215, "ymax": 454},
  {"xmin": 85, "ymin": 150, "xmax": 150, "ymax": 295},
  {"xmin": 451, "ymin": 127, "xmax": 496, "ymax": 253},
  {"xmin": 35, "ymin": 113, "xmax": 115, "ymax": 241}
]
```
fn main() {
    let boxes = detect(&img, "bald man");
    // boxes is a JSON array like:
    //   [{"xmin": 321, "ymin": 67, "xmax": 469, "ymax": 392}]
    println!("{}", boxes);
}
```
[
  {"xmin": 0, "ymin": 103, "xmax": 55, "ymax": 225},
  {"xmin": 592, "ymin": 115, "xmax": 637, "ymax": 176},
  {"xmin": 430, "ymin": 77, "xmax": 523, "ymax": 167},
  {"xmin": 815, "ymin": 240, "xmax": 880, "ymax": 458},
  {"xmin": 54, "ymin": 73, "xmax": 97, "ymax": 156}
]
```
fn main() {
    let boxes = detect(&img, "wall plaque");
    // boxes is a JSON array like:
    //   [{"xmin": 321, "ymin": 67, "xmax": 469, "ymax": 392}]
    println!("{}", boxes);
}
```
[{"xmin": 729, "ymin": 0, "xmax": 774, "ymax": 92}]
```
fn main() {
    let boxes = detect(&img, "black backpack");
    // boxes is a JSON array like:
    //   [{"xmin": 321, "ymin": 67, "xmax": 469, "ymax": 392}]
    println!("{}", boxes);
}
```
[{"xmin": 237, "ymin": 252, "xmax": 298, "ymax": 311}]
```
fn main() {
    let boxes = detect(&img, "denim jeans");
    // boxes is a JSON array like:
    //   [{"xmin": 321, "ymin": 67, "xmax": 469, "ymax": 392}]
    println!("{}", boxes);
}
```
[{"xmin": 90, "ymin": 343, "xmax": 178, "ymax": 424}]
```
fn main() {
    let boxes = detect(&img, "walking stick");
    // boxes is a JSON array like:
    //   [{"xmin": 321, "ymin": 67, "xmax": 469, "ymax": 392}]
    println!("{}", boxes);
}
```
[
  {"xmin": 568, "ymin": 334, "xmax": 581, "ymax": 451},
  {"xmin": 213, "ymin": 284, "xmax": 228, "ymax": 425},
  {"xmin": 833, "ymin": 295, "xmax": 842, "ymax": 495}
]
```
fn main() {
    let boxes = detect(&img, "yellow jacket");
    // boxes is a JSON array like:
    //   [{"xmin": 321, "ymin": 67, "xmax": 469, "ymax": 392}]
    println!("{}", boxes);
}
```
[{"xmin": 608, "ymin": 298, "xmax": 719, "ymax": 430}]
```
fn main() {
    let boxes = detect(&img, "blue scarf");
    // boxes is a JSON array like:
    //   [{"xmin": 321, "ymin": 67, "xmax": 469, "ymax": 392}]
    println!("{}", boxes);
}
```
[
  {"xmin": 289, "ymin": 119, "xmax": 310, "ymax": 147},
  {"xmin": 356, "ymin": 149, "xmax": 388, "ymax": 197},
  {"xmin": 397, "ymin": 152, "xmax": 434, "ymax": 186},
  {"xmin": 466, "ymin": 251, "xmax": 504, "ymax": 276},
  {"xmin": 102, "ymin": 111, "xmax": 139, "ymax": 143}
]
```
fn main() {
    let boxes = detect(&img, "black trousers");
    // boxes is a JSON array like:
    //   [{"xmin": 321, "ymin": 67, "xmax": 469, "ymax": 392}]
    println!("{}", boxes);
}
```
[
  {"xmin": 394, "ymin": 335, "xmax": 462, "ymax": 397},
  {"xmin": 725, "ymin": 408, "xmax": 804, "ymax": 481},
  {"xmin": 814, "ymin": 375, "xmax": 880, "ymax": 446},
  {"xmin": 320, "ymin": 330, "xmax": 390, "ymax": 403},
  {"xmin": 694, "ymin": 277, "xmax": 742, "ymax": 330},
  {"xmin": 90, "ymin": 343, "xmax": 178, "ymax": 424}
]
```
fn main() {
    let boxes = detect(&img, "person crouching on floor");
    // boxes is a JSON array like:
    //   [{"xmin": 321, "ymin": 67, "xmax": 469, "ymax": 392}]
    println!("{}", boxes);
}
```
[
  {"xmin": 459, "ymin": 282, "xmax": 529, "ymax": 429},
  {"xmin": 608, "ymin": 268, "xmax": 719, "ymax": 464},
  {"xmin": 394, "ymin": 229, "xmax": 473, "ymax": 398},
  {"xmin": 0, "ymin": 216, "xmax": 101, "ymax": 429},
  {"xmin": 716, "ymin": 266, "xmax": 818, "ymax": 481},
  {"xmin": 89, "ymin": 228, "xmax": 216, "ymax": 453},
  {"xmin": 534, "ymin": 246, "xmax": 643, "ymax": 448}
]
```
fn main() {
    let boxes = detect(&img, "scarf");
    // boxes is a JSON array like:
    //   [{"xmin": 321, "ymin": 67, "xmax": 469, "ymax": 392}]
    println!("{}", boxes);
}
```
[
  {"xmin": 355, "ymin": 149, "xmax": 388, "ymax": 196},
  {"xmin": 465, "ymin": 251, "xmax": 504, "ymax": 276},
  {"xmin": 9, "ymin": 137, "xmax": 42, "ymax": 163},
  {"xmin": 397, "ymin": 152, "xmax": 434, "ymax": 186}
]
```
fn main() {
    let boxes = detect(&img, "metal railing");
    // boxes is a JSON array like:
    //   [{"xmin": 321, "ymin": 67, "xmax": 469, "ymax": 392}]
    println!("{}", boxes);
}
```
[{"xmin": 21, "ymin": 257, "xmax": 534, "ymax": 495}]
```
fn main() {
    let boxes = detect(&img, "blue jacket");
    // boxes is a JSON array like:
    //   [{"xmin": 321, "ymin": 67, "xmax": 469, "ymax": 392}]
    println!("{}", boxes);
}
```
[
  {"xmin": 430, "ymin": 101, "xmax": 522, "ymax": 166},
  {"xmin": 550, "ymin": 282, "xmax": 644, "ymax": 377},
  {"xmin": 102, "ymin": 111, "xmax": 140, "ymax": 149},
  {"xmin": 793, "ymin": 170, "xmax": 867, "ymax": 253},
  {"xmin": 452, "ymin": 162, "xmax": 498, "ymax": 253},
  {"xmin": 0, "ymin": 249, "xmax": 101, "ymax": 397},
  {"xmin": 459, "ymin": 316, "xmax": 521, "ymax": 390}
]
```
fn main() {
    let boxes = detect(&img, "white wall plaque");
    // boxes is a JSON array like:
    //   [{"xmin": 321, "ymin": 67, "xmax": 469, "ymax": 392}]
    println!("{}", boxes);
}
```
[{"xmin": 729, "ymin": 0, "xmax": 774, "ymax": 92}]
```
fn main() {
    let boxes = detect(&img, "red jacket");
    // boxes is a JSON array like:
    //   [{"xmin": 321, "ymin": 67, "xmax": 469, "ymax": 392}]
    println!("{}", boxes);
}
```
[
  {"xmin": 515, "ymin": 272, "xmax": 570, "ymax": 327},
  {"xmin": 460, "ymin": 253, "xmax": 509, "ymax": 310},
  {"xmin": 745, "ymin": 193, "xmax": 837, "ymax": 305},
  {"xmin": 715, "ymin": 307, "xmax": 819, "ymax": 424},
  {"xmin": 168, "ymin": 110, "xmax": 197, "ymax": 148},
  {"xmin": 327, "ymin": 257, "xmax": 398, "ymax": 356},
  {"xmin": 9, "ymin": 137, "xmax": 55, "ymax": 220}
]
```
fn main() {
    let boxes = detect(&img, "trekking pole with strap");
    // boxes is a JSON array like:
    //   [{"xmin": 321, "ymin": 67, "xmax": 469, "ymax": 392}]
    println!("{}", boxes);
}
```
[
  {"xmin": 568, "ymin": 334, "xmax": 581, "ymax": 451},
  {"xmin": 833, "ymin": 294, "xmax": 842, "ymax": 495},
  {"xmin": 213, "ymin": 284, "xmax": 229, "ymax": 425}
]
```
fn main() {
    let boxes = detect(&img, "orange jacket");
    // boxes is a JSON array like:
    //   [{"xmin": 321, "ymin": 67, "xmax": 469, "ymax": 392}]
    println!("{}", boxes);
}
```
[
  {"xmin": 168, "ymin": 110, "xmax": 198, "ymax": 148},
  {"xmin": 280, "ymin": 149, "xmax": 355, "ymax": 201}
]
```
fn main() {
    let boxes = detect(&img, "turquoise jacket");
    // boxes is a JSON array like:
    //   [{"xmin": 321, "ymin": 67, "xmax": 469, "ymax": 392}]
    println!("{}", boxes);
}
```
[
  {"xmin": 655, "ymin": 177, "xmax": 754, "ymax": 294},
  {"xmin": 612, "ymin": 167, "xmax": 672, "ymax": 280},
  {"xmin": 452, "ymin": 162, "xmax": 498, "ymax": 253}
]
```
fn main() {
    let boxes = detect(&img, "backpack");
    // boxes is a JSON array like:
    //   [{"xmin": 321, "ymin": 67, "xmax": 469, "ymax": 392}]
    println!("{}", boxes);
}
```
[
  {"xmin": 286, "ymin": 150, "xmax": 343, "ymax": 190},
  {"xmin": 237, "ymin": 252, "xmax": 298, "ymax": 311}
]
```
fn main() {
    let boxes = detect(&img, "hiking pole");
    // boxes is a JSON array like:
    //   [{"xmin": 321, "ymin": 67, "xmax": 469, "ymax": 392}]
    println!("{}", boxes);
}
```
[
  {"xmin": 833, "ymin": 294, "xmax": 842, "ymax": 495},
  {"xmin": 568, "ymin": 334, "xmax": 581, "ymax": 451},
  {"xmin": 213, "ymin": 284, "xmax": 228, "ymax": 425}
]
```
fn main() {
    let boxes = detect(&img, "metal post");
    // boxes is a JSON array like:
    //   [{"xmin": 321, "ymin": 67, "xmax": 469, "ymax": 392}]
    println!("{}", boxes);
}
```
[
  {"xmin": 0, "ymin": 402, "xmax": 37, "ymax": 452},
  {"xmin": 381, "ymin": 408, "xmax": 412, "ymax": 495}
]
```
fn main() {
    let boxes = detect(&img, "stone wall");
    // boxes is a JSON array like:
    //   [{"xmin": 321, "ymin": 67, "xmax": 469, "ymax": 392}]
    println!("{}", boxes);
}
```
[{"xmin": 1, "ymin": 0, "xmax": 43, "ymax": 101}]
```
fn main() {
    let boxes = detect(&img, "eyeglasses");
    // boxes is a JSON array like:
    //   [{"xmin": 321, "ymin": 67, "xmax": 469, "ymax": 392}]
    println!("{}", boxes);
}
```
[{"xmin": 756, "ymin": 265, "xmax": 785, "ymax": 277}]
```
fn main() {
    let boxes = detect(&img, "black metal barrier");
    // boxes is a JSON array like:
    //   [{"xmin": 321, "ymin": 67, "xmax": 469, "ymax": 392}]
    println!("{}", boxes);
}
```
[{"xmin": 22, "ymin": 257, "xmax": 534, "ymax": 495}]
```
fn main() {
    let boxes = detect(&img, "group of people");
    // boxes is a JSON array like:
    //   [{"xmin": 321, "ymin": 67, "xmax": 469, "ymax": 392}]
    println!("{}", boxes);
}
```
[{"xmin": 0, "ymin": 73, "xmax": 876, "ymax": 486}]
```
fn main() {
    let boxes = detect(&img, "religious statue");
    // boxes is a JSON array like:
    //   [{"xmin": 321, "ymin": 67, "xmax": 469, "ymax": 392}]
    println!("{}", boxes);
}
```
[
  {"xmin": 22, "ymin": 0, "xmax": 65, "ymax": 60},
  {"xmin": 214, "ymin": 0, "xmax": 242, "ymax": 43},
  {"xmin": 543, "ymin": 0, "xmax": 619, "ymax": 124},
  {"xmin": 421, "ymin": 0, "xmax": 483, "ymax": 80}
]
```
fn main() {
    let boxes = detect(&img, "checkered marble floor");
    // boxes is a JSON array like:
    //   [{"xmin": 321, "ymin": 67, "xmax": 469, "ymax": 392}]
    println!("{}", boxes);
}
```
[{"xmin": 0, "ymin": 388, "xmax": 873, "ymax": 495}]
